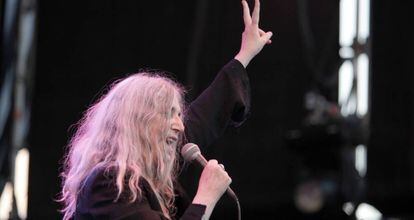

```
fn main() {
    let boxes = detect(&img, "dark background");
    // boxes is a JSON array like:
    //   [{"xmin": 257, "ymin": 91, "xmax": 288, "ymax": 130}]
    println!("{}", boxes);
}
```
[{"xmin": 27, "ymin": 0, "xmax": 414, "ymax": 219}]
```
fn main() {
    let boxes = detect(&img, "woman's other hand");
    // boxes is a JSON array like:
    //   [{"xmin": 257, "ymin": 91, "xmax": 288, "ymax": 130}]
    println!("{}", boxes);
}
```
[{"xmin": 235, "ymin": 0, "xmax": 273, "ymax": 67}]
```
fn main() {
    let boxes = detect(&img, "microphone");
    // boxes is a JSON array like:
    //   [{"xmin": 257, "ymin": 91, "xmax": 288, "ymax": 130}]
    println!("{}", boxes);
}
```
[{"xmin": 181, "ymin": 143, "xmax": 237, "ymax": 200}]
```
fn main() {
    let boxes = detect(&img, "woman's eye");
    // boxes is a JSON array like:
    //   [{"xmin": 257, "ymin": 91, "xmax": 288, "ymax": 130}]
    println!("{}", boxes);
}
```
[{"xmin": 161, "ymin": 111, "xmax": 171, "ymax": 118}]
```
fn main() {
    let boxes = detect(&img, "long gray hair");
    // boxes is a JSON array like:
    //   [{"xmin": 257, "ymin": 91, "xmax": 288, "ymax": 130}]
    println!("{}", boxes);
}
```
[{"xmin": 60, "ymin": 73, "xmax": 185, "ymax": 220}]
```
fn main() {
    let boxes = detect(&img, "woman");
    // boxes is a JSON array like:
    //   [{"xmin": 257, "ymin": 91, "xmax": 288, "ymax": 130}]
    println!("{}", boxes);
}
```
[{"xmin": 60, "ymin": 0, "xmax": 272, "ymax": 219}]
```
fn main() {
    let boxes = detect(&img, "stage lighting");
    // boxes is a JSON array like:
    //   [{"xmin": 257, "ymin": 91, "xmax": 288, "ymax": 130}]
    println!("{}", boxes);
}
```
[
  {"xmin": 294, "ymin": 178, "xmax": 339, "ymax": 214},
  {"xmin": 355, "ymin": 203, "xmax": 382, "ymax": 220}
]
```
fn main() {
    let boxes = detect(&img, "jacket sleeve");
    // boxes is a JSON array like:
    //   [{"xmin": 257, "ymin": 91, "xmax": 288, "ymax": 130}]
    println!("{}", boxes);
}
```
[
  {"xmin": 179, "ymin": 204, "xmax": 206, "ymax": 220},
  {"xmin": 75, "ymin": 170, "xmax": 206, "ymax": 220},
  {"xmin": 184, "ymin": 59, "xmax": 251, "ymax": 148}
]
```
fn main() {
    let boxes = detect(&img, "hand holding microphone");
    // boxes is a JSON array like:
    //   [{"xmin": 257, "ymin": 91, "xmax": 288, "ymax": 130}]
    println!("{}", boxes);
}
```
[
  {"xmin": 181, "ymin": 143, "xmax": 239, "ymax": 219},
  {"xmin": 193, "ymin": 160, "xmax": 232, "ymax": 207}
]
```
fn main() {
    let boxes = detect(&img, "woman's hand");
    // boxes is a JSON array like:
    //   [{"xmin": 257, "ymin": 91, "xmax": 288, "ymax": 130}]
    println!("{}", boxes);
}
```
[
  {"xmin": 192, "ymin": 160, "xmax": 231, "ymax": 219},
  {"xmin": 235, "ymin": 0, "xmax": 273, "ymax": 67}
]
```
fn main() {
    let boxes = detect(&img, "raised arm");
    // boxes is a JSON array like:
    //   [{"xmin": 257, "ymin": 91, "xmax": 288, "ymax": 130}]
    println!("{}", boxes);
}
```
[
  {"xmin": 184, "ymin": 0, "xmax": 272, "ymax": 148},
  {"xmin": 184, "ymin": 0, "xmax": 273, "ymax": 219}
]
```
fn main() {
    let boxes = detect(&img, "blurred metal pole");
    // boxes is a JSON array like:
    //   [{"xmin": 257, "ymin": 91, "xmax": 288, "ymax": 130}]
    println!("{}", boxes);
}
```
[
  {"xmin": 0, "ymin": 0, "xmax": 37, "ymax": 218},
  {"xmin": 0, "ymin": 0, "xmax": 21, "ymax": 218},
  {"xmin": 338, "ymin": 0, "xmax": 371, "ymax": 217}
]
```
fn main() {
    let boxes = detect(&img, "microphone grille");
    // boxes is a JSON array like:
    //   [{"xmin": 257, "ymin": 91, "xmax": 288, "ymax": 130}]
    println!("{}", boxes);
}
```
[{"xmin": 181, "ymin": 143, "xmax": 200, "ymax": 162}]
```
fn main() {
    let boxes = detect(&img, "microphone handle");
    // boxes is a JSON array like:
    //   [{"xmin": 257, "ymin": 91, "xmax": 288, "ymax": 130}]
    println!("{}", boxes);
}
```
[{"xmin": 195, "ymin": 154, "xmax": 208, "ymax": 167}]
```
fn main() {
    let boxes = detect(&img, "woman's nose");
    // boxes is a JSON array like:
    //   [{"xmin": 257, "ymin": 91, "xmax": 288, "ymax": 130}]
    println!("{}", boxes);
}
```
[{"xmin": 172, "ymin": 116, "xmax": 184, "ymax": 132}]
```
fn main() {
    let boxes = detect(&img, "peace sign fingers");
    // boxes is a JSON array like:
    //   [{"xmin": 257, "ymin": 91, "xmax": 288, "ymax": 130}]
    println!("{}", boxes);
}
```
[
  {"xmin": 235, "ymin": 0, "xmax": 273, "ymax": 67},
  {"xmin": 242, "ymin": 0, "xmax": 260, "ymax": 26}
]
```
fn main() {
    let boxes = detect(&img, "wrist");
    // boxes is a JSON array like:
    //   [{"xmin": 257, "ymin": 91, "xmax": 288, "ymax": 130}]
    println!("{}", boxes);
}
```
[
  {"xmin": 193, "ymin": 193, "xmax": 218, "ymax": 220},
  {"xmin": 192, "ymin": 193, "xmax": 218, "ymax": 208},
  {"xmin": 234, "ymin": 52, "xmax": 253, "ymax": 68}
]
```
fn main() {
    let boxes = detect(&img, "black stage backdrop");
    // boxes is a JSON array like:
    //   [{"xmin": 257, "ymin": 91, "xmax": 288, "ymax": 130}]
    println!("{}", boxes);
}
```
[
  {"xmin": 367, "ymin": 0, "xmax": 414, "ymax": 217},
  {"xmin": 27, "ymin": 0, "xmax": 414, "ymax": 219}
]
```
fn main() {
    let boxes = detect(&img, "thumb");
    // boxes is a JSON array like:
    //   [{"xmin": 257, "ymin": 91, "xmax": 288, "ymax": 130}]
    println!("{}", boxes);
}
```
[{"xmin": 261, "ymin": 31, "xmax": 273, "ymax": 43}]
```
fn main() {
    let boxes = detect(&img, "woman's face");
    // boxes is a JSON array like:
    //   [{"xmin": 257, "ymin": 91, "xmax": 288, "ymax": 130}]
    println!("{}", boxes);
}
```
[{"xmin": 166, "ymin": 94, "xmax": 184, "ymax": 147}]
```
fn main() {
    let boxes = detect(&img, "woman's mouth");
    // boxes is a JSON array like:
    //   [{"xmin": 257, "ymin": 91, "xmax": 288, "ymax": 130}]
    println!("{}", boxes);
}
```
[{"xmin": 166, "ymin": 136, "xmax": 178, "ymax": 145}]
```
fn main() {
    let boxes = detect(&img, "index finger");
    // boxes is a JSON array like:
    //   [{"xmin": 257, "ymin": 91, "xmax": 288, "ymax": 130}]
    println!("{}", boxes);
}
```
[
  {"xmin": 242, "ymin": 0, "xmax": 252, "ymax": 24},
  {"xmin": 252, "ymin": 0, "xmax": 260, "ymax": 25}
]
